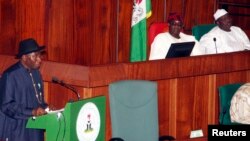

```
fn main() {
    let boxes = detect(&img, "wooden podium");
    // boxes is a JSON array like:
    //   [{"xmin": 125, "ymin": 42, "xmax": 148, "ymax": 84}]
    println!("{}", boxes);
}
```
[{"xmin": 26, "ymin": 96, "xmax": 106, "ymax": 141}]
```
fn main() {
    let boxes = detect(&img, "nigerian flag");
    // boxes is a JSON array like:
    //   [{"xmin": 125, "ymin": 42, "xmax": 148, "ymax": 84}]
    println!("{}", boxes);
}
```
[{"xmin": 130, "ymin": 0, "xmax": 152, "ymax": 62}]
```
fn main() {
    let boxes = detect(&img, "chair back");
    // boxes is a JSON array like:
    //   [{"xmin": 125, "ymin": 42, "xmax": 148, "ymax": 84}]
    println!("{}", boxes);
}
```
[
  {"xmin": 148, "ymin": 22, "xmax": 169, "ymax": 46},
  {"xmin": 218, "ymin": 83, "xmax": 243, "ymax": 125},
  {"xmin": 109, "ymin": 80, "xmax": 158, "ymax": 141},
  {"xmin": 192, "ymin": 24, "xmax": 216, "ymax": 41}
]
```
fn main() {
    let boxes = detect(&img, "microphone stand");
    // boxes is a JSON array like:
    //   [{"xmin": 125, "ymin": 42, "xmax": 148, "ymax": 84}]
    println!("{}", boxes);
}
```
[
  {"xmin": 52, "ymin": 77, "xmax": 81, "ymax": 101},
  {"xmin": 213, "ymin": 37, "xmax": 218, "ymax": 53},
  {"xmin": 60, "ymin": 81, "xmax": 81, "ymax": 101}
]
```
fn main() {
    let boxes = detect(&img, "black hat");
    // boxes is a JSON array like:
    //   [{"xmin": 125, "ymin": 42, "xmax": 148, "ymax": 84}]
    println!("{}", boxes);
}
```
[{"xmin": 16, "ymin": 38, "xmax": 45, "ymax": 58}]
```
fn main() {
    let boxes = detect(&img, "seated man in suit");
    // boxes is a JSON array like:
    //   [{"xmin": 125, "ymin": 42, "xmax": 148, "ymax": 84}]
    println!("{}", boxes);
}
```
[
  {"xmin": 200, "ymin": 9, "xmax": 250, "ymax": 54},
  {"xmin": 149, "ymin": 12, "xmax": 204, "ymax": 60},
  {"xmin": 230, "ymin": 83, "xmax": 250, "ymax": 124}
]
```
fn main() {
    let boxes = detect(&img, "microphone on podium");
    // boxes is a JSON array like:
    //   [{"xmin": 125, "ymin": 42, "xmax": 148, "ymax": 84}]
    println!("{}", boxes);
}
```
[
  {"xmin": 213, "ymin": 37, "xmax": 218, "ymax": 53},
  {"xmin": 52, "ymin": 76, "xmax": 81, "ymax": 100}
]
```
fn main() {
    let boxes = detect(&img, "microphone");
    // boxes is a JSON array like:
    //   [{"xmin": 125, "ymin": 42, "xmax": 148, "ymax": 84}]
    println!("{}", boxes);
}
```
[
  {"xmin": 213, "ymin": 37, "xmax": 218, "ymax": 53},
  {"xmin": 52, "ymin": 77, "xmax": 81, "ymax": 100}
]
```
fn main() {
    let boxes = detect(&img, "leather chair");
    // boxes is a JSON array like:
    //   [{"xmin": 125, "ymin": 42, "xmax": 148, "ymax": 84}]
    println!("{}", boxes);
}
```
[
  {"xmin": 192, "ymin": 24, "xmax": 216, "ymax": 41},
  {"xmin": 109, "ymin": 80, "xmax": 175, "ymax": 141},
  {"xmin": 218, "ymin": 83, "xmax": 244, "ymax": 125},
  {"xmin": 148, "ymin": 22, "xmax": 169, "ymax": 46}
]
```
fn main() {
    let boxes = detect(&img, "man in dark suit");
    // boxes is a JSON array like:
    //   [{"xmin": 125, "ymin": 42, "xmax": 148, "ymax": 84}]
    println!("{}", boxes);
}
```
[{"xmin": 0, "ymin": 38, "xmax": 49, "ymax": 141}]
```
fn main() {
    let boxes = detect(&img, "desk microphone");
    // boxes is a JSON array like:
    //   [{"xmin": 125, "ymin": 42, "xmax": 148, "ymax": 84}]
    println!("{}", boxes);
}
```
[
  {"xmin": 52, "ymin": 76, "xmax": 80, "ymax": 100},
  {"xmin": 213, "ymin": 37, "xmax": 218, "ymax": 53}
]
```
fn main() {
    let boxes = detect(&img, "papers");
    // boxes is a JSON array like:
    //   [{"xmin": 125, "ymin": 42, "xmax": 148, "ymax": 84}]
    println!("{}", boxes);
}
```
[{"xmin": 47, "ymin": 108, "xmax": 64, "ymax": 114}]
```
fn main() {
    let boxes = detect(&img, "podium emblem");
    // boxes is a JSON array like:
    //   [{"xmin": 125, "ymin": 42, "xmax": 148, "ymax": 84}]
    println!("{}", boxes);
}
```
[{"xmin": 76, "ymin": 102, "xmax": 101, "ymax": 141}]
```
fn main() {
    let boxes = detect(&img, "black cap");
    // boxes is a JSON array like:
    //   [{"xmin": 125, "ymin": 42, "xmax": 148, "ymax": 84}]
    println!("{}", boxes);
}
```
[{"xmin": 16, "ymin": 38, "xmax": 45, "ymax": 58}]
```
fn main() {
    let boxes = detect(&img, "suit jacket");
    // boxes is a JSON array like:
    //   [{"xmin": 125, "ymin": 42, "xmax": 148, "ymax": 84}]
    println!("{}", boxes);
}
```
[{"xmin": 0, "ymin": 61, "xmax": 47, "ymax": 141}]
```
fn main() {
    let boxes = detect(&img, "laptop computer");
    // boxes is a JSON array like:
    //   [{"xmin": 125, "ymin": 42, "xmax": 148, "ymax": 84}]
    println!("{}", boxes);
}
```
[{"xmin": 165, "ymin": 41, "xmax": 195, "ymax": 58}]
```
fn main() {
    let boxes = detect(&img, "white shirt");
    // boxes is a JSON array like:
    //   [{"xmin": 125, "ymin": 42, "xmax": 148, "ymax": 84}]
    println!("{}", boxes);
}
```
[
  {"xmin": 200, "ymin": 26, "xmax": 250, "ymax": 54},
  {"xmin": 149, "ymin": 32, "xmax": 204, "ymax": 60}
]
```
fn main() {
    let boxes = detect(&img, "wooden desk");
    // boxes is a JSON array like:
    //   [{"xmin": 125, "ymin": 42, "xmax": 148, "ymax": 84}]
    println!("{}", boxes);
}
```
[{"xmin": 0, "ymin": 51, "xmax": 249, "ymax": 140}]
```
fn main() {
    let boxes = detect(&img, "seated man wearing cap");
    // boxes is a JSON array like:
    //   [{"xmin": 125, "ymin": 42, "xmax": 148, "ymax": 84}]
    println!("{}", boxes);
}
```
[
  {"xmin": 149, "ymin": 12, "xmax": 204, "ymax": 60},
  {"xmin": 0, "ymin": 38, "xmax": 49, "ymax": 141},
  {"xmin": 200, "ymin": 9, "xmax": 250, "ymax": 54}
]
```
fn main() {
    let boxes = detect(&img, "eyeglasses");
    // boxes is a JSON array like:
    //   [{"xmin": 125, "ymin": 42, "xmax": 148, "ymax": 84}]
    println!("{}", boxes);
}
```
[{"xmin": 169, "ymin": 21, "xmax": 183, "ymax": 27}]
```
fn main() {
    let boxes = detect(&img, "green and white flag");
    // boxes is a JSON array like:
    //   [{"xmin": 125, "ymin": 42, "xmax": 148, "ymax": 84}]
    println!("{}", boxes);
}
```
[{"xmin": 130, "ymin": 0, "xmax": 152, "ymax": 62}]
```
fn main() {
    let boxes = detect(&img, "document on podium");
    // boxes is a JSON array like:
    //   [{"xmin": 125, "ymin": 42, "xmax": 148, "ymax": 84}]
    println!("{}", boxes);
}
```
[{"xmin": 47, "ymin": 108, "xmax": 64, "ymax": 114}]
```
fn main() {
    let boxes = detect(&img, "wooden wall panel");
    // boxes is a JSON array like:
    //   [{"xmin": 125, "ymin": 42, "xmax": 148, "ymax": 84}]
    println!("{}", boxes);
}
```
[
  {"xmin": 46, "ymin": 0, "xmax": 118, "ymax": 65},
  {"xmin": 117, "ymin": 0, "xmax": 132, "ymax": 63},
  {"xmin": 156, "ymin": 76, "xmax": 217, "ymax": 139},
  {"xmin": 46, "ymin": 0, "xmax": 74, "ymax": 63},
  {"xmin": 149, "ymin": 0, "xmax": 165, "ymax": 22},
  {"xmin": 16, "ymin": 0, "xmax": 46, "ymax": 41},
  {"xmin": 0, "ymin": 0, "xmax": 17, "ymax": 55},
  {"xmin": 157, "ymin": 79, "xmax": 176, "ymax": 136},
  {"xmin": 153, "ymin": 0, "xmax": 215, "ymax": 32},
  {"xmin": 0, "ymin": 0, "xmax": 46, "ymax": 56},
  {"xmin": 0, "ymin": 0, "xmax": 248, "ymax": 65},
  {"xmin": 74, "ymin": 0, "xmax": 93, "ymax": 65},
  {"xmin": 91, "ymin": 1, "xmax": 118, "ymax": 65},
  {"xmin": 183, "ymin": 0, "xmax": 216, "ymax": 32}
]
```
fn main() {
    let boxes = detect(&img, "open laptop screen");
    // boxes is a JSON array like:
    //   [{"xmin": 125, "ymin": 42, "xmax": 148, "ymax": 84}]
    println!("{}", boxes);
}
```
[{"xmin": 165, "ymin": 41, "xmax": 195, "ymax": 58}]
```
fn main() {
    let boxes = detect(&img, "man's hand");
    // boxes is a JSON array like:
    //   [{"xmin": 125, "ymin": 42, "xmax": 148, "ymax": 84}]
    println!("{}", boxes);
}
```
[
  {"xmin": 48, "ymin": 105, "xmax": 56, "ymax": 111},
  {"xmin": 32, "ymin": 107, "xmax": 47, "ymax": 116}
]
